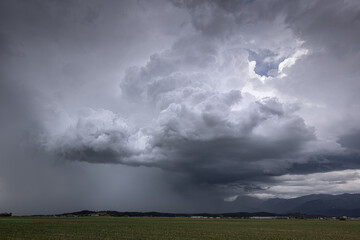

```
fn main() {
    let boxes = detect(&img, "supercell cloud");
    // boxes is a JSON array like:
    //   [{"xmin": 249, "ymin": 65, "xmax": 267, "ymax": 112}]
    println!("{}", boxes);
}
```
[{"xmin": 1, "ymin": 0, "xmax": 360, "ymax": 214}]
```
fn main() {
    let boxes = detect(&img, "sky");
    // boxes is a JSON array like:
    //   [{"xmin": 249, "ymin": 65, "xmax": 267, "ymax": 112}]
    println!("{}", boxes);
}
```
[{"xmin": 1, "ymin": 0, "xmax": 360, "ymax": 215}]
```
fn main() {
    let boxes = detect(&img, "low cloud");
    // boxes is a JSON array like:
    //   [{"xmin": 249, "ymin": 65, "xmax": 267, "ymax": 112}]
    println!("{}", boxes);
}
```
[{"xmin": 251, "ymin": 170, "xmax": 360, "ymax": 199}]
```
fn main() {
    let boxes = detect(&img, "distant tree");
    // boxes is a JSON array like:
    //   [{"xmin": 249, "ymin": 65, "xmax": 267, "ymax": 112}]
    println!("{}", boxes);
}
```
[{"xmin": 0, "ymin": 212, "xmax": 12, "ymax": 217}]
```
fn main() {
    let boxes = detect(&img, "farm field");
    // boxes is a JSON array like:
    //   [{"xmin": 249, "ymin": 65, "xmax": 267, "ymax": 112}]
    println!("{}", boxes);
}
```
[{"xmin": 1, "ymin": 217, "xmax": 360, "ymax": 240}]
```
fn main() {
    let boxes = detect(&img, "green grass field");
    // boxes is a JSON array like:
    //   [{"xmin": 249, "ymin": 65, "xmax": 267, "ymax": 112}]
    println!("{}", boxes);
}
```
[{"xmin": 1, "ymin": 217, "xmax": 360, "ymax": 240}]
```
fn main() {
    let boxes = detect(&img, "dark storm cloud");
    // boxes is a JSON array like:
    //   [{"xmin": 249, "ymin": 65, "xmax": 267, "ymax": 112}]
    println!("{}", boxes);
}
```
[
  {"xmin": 44, "ymin": 30, "xmax": 315, "ymax": 189},
  {"xmin": 42, "ymin": 0, "xmax": 360, "ymax": 195},
  {"xmin": 2, "ymin": 0, "xmax": 360, "ymax": 214},
  {"xmin": 338, "ymin": 130, "xmax": 360, "ymax": 151},
  {"xmin": 0, "ymin": 0, "xmax": 198, "ymax": 215}
]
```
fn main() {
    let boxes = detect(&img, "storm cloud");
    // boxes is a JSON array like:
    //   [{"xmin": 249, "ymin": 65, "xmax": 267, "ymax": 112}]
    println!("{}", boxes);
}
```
[{"xmin": 1, "ymin": 0, "xmax": 360, "ymax": 214}]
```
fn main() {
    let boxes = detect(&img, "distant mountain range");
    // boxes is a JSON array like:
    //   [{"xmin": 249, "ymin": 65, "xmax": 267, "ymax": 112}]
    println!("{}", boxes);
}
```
[
  {"xmin": 33, "ymin": 193, "xmax": 360, "ymax": 218},
  {"xmin": 259, "ymin": 193, "xmax": 360, "ymax": 217}
]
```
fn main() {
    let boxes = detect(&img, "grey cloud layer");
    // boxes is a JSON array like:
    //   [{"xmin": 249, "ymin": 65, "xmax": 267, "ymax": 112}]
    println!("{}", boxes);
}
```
[
  {"xmin": 1, "ymin": 0, "xmax": 360, "ymax": 214},
  {"xmin": 45, "ymin": 28, "xmax": 316, "ymax": 187},
  {"xmin": 43, "ymin": 0, "xmax": 360, "ymax": 190}
]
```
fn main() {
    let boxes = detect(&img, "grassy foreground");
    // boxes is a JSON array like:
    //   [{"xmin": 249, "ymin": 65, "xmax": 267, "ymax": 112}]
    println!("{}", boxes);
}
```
[{"xmin": 1, "ymin": 217, "xmax": 360, "ymax": 240}]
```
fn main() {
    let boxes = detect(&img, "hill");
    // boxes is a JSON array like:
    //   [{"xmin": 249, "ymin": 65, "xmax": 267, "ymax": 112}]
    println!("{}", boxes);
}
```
[{"xmin": 259, "ymin": 193, "xmax": 360, "ymax": 217}]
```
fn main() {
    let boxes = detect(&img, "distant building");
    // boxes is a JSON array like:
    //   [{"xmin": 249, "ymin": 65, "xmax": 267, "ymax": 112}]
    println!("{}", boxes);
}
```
[{"xmin": 250, "ymin": 216, "xmax": 289, "ymax": 219}]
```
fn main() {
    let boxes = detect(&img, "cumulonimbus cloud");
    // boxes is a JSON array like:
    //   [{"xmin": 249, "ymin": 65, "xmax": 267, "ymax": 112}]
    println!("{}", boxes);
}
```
[
  {"xmin": 40, "ymin": 0, "xmax": 360, "ymax": 197},
  {"xmin": 43, "ymin": 30, "xmax": 317, "ymax": 187}
]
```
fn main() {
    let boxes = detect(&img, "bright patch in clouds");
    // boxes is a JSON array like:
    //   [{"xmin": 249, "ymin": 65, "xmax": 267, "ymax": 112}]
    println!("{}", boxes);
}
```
[
  {"xmin": 250, "ymin": 170, "xmax": 360, "ymax": 199},
  {"xmin": 278, "ymin": 48, "xmax": 309, "ymax": 77}
]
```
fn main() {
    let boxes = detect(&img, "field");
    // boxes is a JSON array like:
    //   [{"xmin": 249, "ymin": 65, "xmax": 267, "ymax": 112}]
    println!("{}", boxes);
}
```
[{"xmin": 1, "ymin": 217, "xmax": 360, "ymax": 240}]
